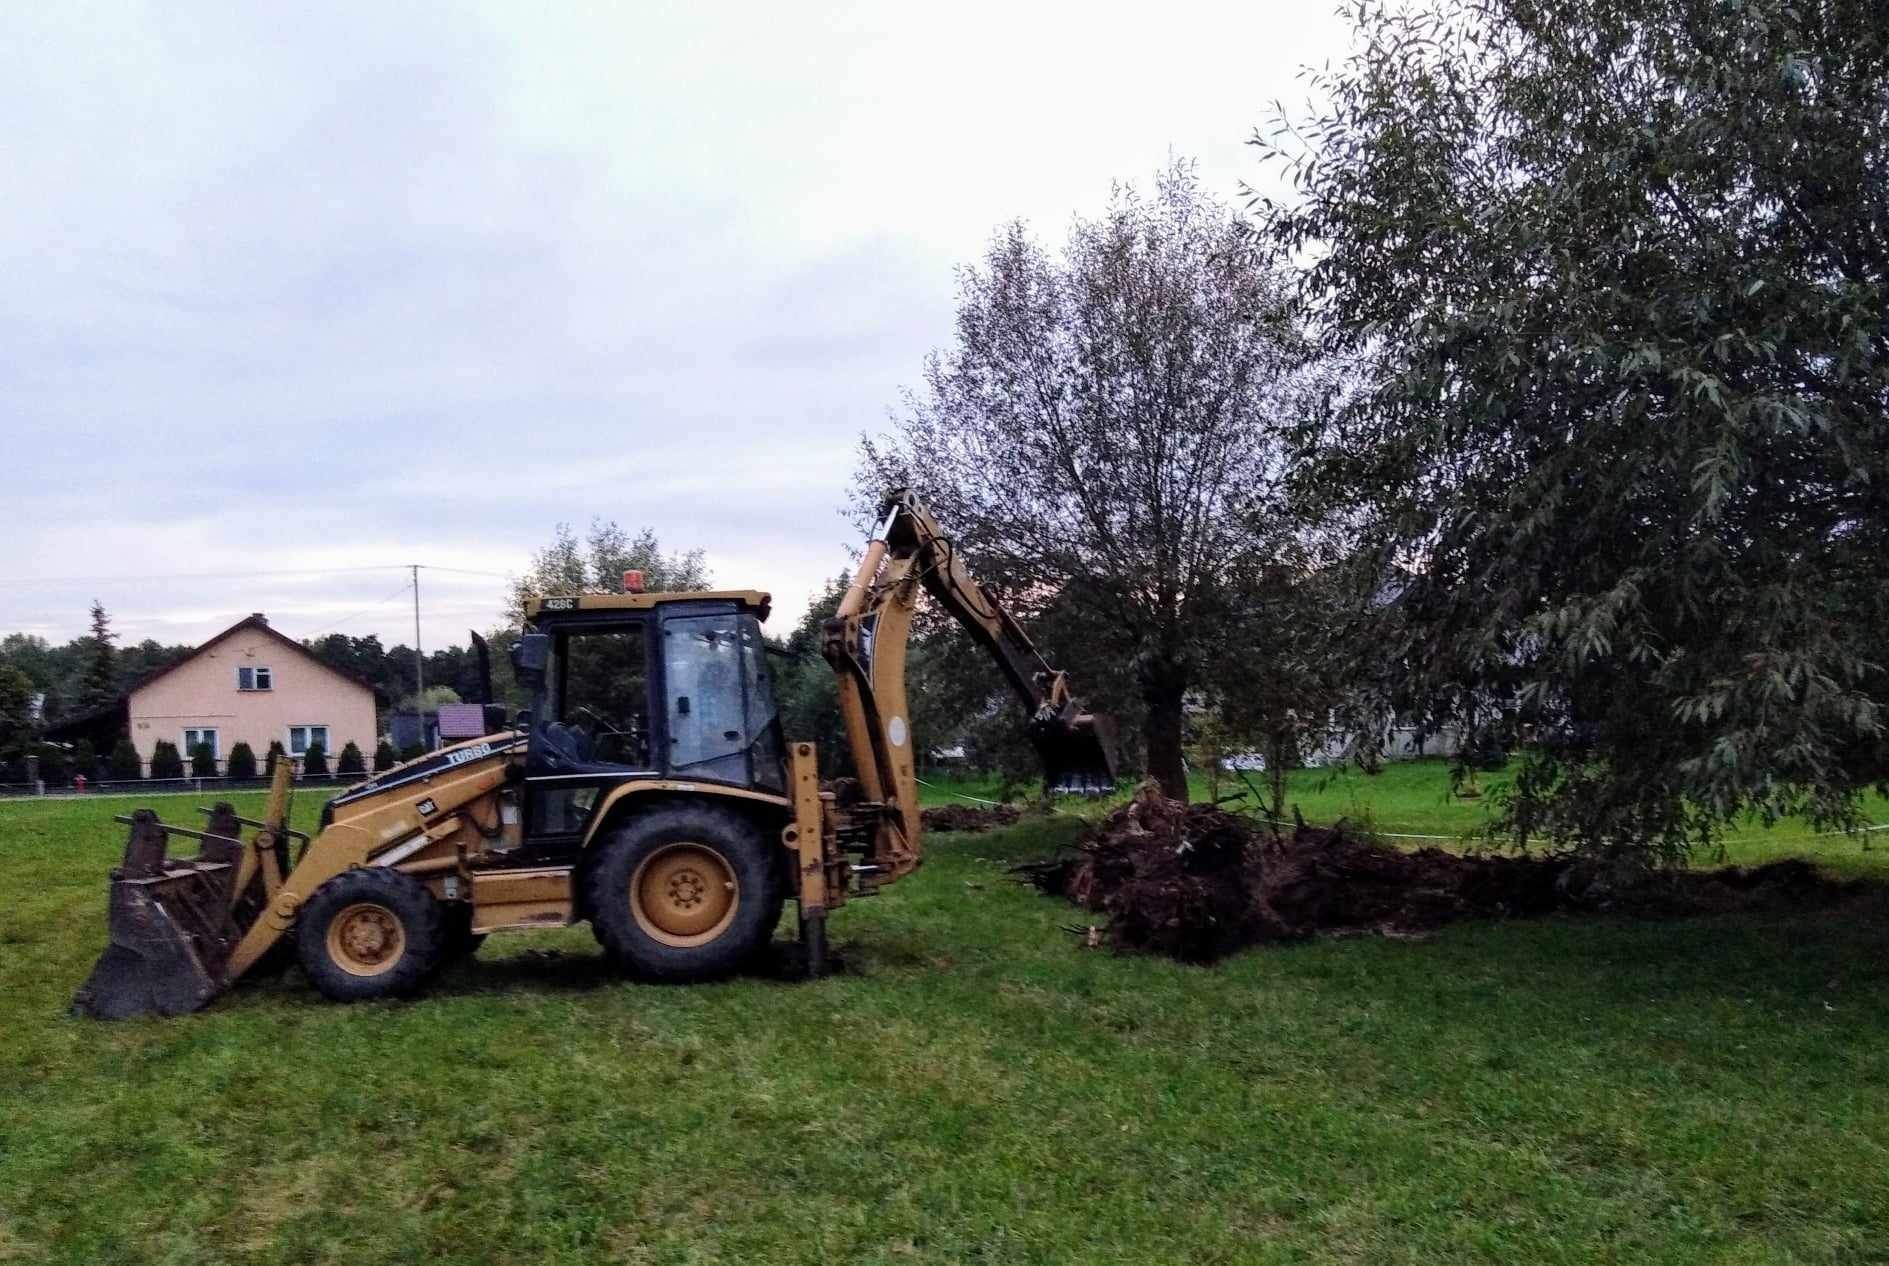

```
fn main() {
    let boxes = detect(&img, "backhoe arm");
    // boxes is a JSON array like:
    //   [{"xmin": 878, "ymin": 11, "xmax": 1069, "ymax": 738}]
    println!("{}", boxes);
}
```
[{"xmin": 817, "ymin": 488, "xmax": 1116, "ymax": 890}]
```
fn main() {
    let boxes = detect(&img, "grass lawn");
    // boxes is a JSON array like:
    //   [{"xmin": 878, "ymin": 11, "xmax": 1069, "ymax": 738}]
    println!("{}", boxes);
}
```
[
  {"xmin": 925, "ymin": 760, "xmax": 1889, "ymax": 874},
  {"xmin": 3, "ymin": 771, "xmax": 1888, "ymax": 1264}
]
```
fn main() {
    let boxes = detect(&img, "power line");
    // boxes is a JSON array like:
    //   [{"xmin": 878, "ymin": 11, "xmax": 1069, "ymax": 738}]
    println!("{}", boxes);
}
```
[
  {"xmin": 0, "ymin": 564, "xmax": 413, "ymax": 587},
  {"xmin": 417, "ymin": 564, "xmax": 516, "ymax": 580},
  {"xmin": 299, "ymin": 579, "xmax": 421, "ymax": 639},
  {"xmin": 0, "ymin": 562, "xmax": 518, "ymax": 588}
]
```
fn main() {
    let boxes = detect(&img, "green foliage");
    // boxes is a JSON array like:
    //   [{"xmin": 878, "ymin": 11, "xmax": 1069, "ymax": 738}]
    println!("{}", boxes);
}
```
[
  {"xmin": 861, "ymin": 159, "xmax": 1316, "ymax": 799},
  {"xmin": 396, "ymin": 685, "xmax": 461, "ymax": 713},
  {"xmin": 506, "ymin": 520, "xmax": 709, "ymax": 626},
  {"xmin": 0, "ymin": 624, "xmax": 192, "ymax": 731},
  {"xmin": 226, "ymin": 742, "xmax": 257, "ymax": 781},
  {"xmin": 337, "ymin": 741, "xmax": 366, "ymax": 776},
  {"xmin": 70, "ymin": 739, "xmax": 96, "ymax": 779},
  {"xmin": 0, "ymin": 666, "xmax": 35, "ymax": 761},
  {"xmin": 149, "ymin": 740, "xmax": 183, "ymax": 781},
  {"xmin": 80, "ymin": 601, "xmax": 117, "ymax": 714},
  {"xmin": 189, "ymin": 742, "xmax": 216, "ymax": 778},
  {"xmin": 301, "ymin": 741, "xmax": 329, "ymax": 777},
  {"xmin": 398, "ymin": 742, "xmax": 426, "ymax": 762},
  {"xmin": 303, "ymin": 632, "xmax": 494, "ymax": 712},
  {"xmin": 1255, "ymin": 0, "xmax": 1889, "ymax": 857},
  {"xmin": 2, "ymin": 788, "xmax": 1888, "ymax": 1263},
  {"xmin": 264, "ymin": 741, "xmax": 287, "ymax": 778},
  {"xmin": 769, "ymin": 573, "xmax": 850, "ymax": 776},
  {"xmin": 373, "ymin": 740, "xmax": 396, "ymax": 772},
  {"xmin": 8, "ymin": 742, "xmax": 69, "ymax": 786},
  {"xmin": 107, "ymin": 738, "xmax": 142, "ymax": 780}
]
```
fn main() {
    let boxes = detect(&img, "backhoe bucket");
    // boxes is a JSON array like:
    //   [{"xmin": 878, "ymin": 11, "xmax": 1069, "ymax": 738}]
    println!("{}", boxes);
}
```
[
  {"xmin": 1033, "ymin": 711, "xmax": 1119, "ymax": 796},
  {"xmin": 71, "ymin": 806, "xmax": 252, "ymax": 1020}
]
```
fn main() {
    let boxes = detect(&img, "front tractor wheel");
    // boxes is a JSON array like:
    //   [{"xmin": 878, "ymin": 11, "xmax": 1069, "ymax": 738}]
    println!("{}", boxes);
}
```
[
  {"xmin": 587, "ymin": 804, "xmax": 783, "ymax": 983},
  {"xmin": 297, "ymin": 869, "xmax": 444, "ymax": 1003}
]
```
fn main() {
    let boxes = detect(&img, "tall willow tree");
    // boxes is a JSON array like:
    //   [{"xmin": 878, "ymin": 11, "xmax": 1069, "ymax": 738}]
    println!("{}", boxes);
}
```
[
  {"xmin": 1256, "ymin": 0, "xmax": 1889, "ymax": 855},
  {"xmin": 863, "ymin": 161, "xmax": 1312, "ymax": 799}
]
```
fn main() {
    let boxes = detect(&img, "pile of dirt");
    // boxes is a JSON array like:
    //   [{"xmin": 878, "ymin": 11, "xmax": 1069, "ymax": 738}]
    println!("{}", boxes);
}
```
[
  {"xmin": 921, "ymin": 804, "xmax": 1023, "ymax": 833},
  {"xmin": 1018, "ymin": 784, "xmax": 1858, "ymax": 962}
]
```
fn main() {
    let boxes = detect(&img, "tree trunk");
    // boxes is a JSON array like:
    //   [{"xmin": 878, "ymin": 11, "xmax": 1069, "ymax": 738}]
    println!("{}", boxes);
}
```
[
  {"xmin": 1141, "ymin": 671, "xmax": 1189, "ymax": 802},
  {"xmin": 1266, "ymin": 727, "xmax": 1288, "ymax": 824}
]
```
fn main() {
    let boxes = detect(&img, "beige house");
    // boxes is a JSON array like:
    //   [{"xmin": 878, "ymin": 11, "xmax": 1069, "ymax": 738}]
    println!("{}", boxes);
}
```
[{"xmin": 127, "ymin": 613, "xmax": 377, "ymax": 772}]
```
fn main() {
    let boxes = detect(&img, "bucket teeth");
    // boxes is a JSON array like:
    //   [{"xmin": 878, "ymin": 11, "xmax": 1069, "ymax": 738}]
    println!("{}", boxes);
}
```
[
  {"xmin": 71, "ymin": 808, "xmax": 247, "ymax": 1021},
  {"xmin": 1033, "ymin": 711, "xmax": 1120, "ymax": 797}
]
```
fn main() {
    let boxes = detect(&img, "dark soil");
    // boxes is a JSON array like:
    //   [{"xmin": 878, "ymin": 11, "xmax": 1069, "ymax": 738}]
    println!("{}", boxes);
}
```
[
  {"xmin": 1017, "ymin": 784, "xmax": 1860, "ymax": 963},
  {"xmin": 922, "ymin": 804, "xmax": 1023, "ymax": 834}
]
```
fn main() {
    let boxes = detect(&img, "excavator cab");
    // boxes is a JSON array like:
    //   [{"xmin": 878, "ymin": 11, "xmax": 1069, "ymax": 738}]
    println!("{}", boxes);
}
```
[{"xmin": 514, "ymin": 592, "xmax": 786, "ymax": 820}]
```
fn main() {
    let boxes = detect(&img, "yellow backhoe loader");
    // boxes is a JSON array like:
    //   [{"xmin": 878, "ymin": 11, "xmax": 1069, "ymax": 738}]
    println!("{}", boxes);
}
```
[{"xmin": 72, "ymin": 490, "xmax": 1116, "ymax": 1018}]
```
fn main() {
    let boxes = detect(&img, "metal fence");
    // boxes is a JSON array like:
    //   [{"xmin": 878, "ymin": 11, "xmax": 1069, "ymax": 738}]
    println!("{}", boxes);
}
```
[{"xmin": 0, "ymin": 760, "xmax": 381, "ymax": 800}]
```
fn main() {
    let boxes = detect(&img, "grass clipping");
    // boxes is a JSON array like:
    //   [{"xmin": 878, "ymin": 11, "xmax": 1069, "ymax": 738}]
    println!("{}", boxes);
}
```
[{"xmin": 1022, "ymin": 784, "xmax": 1853, "ymax": 963}]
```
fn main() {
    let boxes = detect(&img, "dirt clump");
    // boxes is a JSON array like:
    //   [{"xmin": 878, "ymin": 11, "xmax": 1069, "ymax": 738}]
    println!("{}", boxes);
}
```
[
  {"xmin": 1018, "ymin": 784, "xmax": 1858, "ymax": 963},
  {"xmin": 921, "ymin": 804, "xmax": 1023, "ymax": 834}
]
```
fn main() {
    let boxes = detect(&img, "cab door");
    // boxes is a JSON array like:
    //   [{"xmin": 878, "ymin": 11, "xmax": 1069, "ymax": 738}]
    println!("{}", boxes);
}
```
[{"xmin": 522, "ymin": 616, "xmax": 660, "ymax": 855}]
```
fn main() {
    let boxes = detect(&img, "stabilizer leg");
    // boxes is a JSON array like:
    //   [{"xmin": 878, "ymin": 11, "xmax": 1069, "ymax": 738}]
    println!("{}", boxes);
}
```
[{"xmin": 800, "ymin": 906, "xmax": 827, "ymax": 980}]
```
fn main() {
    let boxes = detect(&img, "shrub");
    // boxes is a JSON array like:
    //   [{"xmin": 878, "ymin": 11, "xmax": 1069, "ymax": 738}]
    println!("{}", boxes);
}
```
[
  {"xmin": 264, "ymin": 741, "xmax": 287, "ymax": 778},
  {"xmin": 29, "ymin": 742, "xmax": 70, "ymax": 784},
  {"xmin": 149, "ymin": 740, "xmax": 184, "ymax": 781},
  {"xmin": 226, "ymin": 742, "xmax": 257, "ymax": 780},
  {"xmin": 108, "ymin": 738, "xmax": 143, "ymax": 780},
  {"xmin": 373, "ymin": 740, "xmax": 396, "ymax": 772},
  {"xmin": 71, "ymin": 739, "xmax": 97, "ymax": 780},
  {"xmin": 301, "ymin": 741, "xmax": 329, "ymax": 777},
  {"xmin": 337, "ymin": 741, "xmax": 366, "ymax": 776},
  {"xmin": 398, "ymin": 742, "xmax": 426, "ymax": 762},
  {"xmin": 190, "ymin": 742, "xmax": 217, "ymax": 777}
]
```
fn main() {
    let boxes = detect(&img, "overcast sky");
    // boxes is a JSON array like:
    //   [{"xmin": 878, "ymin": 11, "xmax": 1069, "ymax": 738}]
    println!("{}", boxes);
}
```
[{"xmin": 1, "ymin": 2, "xmax": 1350, "ymax": 652}]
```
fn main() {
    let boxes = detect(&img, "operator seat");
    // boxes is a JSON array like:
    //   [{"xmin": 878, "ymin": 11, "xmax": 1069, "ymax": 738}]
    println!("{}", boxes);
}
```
[{"xmin": 534, "ymin": 720, "xmax": 597, "ymax": 772}]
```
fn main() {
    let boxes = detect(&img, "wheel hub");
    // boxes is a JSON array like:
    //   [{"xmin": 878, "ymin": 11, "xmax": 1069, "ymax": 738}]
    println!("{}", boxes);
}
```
[
  {"xmin": 631, "ymin": 843, "xmax": 740, "ymax": 948},
  {"xmin": 327, "ymin": 902, "xmax": 406, "ymax": 977}
]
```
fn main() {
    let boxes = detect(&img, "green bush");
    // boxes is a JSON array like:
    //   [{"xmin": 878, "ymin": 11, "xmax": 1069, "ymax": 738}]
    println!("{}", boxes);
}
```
[
  {"xmin": 398, "ymin": 742, "xmax": 426, "ymax": 762},
  {"xmin": 337, "ymin": 741, "xmax": 366, "ymax": 776},
  {"xmin": 373, "ymin": 740, "xmax": 396, "ymax": 772},
  {"xmin": 301, "ymin": 741, "xmax": 329, "ymax": 777},
  {"xmin": 71, "ymin": 739, "xmax": 97, "ymax": 780},
  {"xmin": 149, "ymin": 740, "xmax": 184, "ymax": 781},
  {"xmin": 29, "ymin": 742, "xmax": 69, "ymax": 784},
  {"xmin": 108, "ymin": 739, "xmax": 143, "ymax": 780},
  {"xmin": 264, "ymin": 741, "xmax": 287, "ymax": 778},
  {"xmin": 226, "ymin": 742, "xmax": 257, "ymax": 780},
  {"xmin": 190, "ymin": 743, "xmax": 217, "ymax": 777}
]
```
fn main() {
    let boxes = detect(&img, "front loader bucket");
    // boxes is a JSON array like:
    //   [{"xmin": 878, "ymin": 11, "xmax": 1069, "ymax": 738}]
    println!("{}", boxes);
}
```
[
  {"xmin": 71, "ymin": 807, "xmax": 249, "ymax": 1020},
  {"xmin": 1033, "ymin": 711, "xmax": 1120, "ymax": 796}
]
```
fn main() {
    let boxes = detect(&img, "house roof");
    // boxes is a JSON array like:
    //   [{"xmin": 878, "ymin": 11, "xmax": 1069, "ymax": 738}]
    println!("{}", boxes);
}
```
[{"xmin": 124, "ymin": 613, "xmax": 381, "ymax": 701}]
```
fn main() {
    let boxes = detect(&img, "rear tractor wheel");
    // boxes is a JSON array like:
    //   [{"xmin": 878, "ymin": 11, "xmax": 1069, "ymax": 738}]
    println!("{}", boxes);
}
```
[
  {"xmin": 587, "ymin": 804, "xmax": 784, "ymax": 983},
  {"xmin": 297, "ymin": 869, "xmax": 444, "ymax": 1003}
]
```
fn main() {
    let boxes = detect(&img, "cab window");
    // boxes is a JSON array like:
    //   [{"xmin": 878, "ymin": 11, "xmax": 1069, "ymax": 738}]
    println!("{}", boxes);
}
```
[{"xmin": 538, "ymin": 625, "xmax": 653, "ymax": 769}]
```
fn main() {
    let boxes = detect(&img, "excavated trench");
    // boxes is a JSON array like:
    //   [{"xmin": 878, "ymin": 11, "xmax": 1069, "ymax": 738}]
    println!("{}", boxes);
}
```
[
  {"xmin": 1017, "ymin": 784, "xmax": 1859, "ymax": 963},
  {"xmin": 920, "ymin": 804, "xmax": 1022, "ymax": 833}
]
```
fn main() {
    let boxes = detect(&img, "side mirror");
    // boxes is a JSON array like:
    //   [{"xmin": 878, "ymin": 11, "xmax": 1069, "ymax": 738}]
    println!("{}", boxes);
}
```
[{"xmin": 510, "ymin": 633, "xmax": 550, "ymax": 691}]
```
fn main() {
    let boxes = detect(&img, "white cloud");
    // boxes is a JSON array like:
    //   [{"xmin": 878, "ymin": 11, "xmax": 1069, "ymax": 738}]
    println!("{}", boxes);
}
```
[{"xmin": 0, "ymin": 0, "xmax": 1351, "ymax": 650}]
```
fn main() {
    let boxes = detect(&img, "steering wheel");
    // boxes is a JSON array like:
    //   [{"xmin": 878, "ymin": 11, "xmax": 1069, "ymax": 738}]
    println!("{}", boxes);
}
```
[{"xmin": 574, "ymin": 705, "xmax": 620, "ymax": 735}]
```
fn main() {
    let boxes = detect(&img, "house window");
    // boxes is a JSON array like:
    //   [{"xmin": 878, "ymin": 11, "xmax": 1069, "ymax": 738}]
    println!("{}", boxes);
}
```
[
  {"xmin": 181, "ymin": 728, "xmax": 219, "ymax": 760},
  {"xmin": 237, "ymin": 665, "xmax": 273, "ymax": 691},
  {"xmin": 287, "ymin": 725, "xmax": 329, "ymax": 756}
]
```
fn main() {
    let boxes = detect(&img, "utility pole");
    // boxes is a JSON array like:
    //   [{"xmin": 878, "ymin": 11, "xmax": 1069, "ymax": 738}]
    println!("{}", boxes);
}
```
[{"xmin": 411, "ymin": 565, "xmax": 426, "ymax": 748}]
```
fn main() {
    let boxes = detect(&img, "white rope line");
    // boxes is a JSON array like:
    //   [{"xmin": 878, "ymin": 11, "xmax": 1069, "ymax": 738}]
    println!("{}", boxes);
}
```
[{"xmin": 914, "ymin": 777, "xmax": 1007, "ymax": 807}]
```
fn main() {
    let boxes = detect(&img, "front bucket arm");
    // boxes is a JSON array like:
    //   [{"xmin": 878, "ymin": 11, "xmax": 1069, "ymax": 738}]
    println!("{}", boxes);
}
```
[{"xmin": 72, "ymin": 765, "xmax": 296, "ymax": 1020}]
